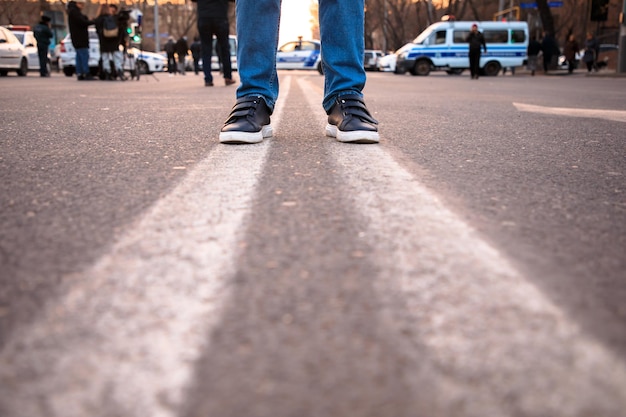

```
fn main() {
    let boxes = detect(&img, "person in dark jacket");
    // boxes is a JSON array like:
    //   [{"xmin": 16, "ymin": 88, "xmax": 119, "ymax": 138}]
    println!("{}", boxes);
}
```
[
  {"xmin": 190, "ymin": 36, "xmax": 202, "ymax": 75},
  {"xmin": 67, "ymin": 0, "xmax": 94, "ymax": 80},
  {"xmin": 582, "ymin": 32, "xmax": 599, "ymax": 72},
  {"xmin": 164, "ymin": 37, "xmax": 176, "ymax": 75},
  {"xmin": 194, "ymin": 0, "xmax": 236, "ymax": 87},
  {"xmin": 33, "ymin": 15, "xmax": 53, "ymax": 77},
  {"xmin": 466, "ymin": 23, "xmax": 487, "ymax": 79},
  {"xmin": 563, "ymin": 34, "xmax": 579, "ymax": 74},
  {"xmin": 175, "ymin": 36, "xmax": 189, "ymax": 75},
  {"xmin": 540, "ymin": 31, "xmax": 558, "ymax": 73},
  {"xmin": 94, "ymin": 3, "xmax": 124, "ymax": 80},
  {"xmin": 526, "ymin": 36, "xmax": 541, "ymax": 76}
]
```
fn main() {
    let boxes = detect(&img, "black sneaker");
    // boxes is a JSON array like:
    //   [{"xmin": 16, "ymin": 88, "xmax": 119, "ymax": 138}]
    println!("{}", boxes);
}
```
[
  {"xmin": 325, "ymin": 94, "xmax": 379, "ymax": 144},
  {"xmin": 219, "ymin": 96, "xmax": 272, "ymax": 144}
]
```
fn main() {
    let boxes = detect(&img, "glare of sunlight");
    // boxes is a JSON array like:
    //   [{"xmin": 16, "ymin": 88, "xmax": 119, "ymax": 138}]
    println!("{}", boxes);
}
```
[{"xmin": 279, "ymin": 0, "xmax": 315, "ymax": 46}]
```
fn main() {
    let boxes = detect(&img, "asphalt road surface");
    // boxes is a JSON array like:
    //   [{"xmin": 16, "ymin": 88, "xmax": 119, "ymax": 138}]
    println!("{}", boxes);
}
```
[{"xmin": 1, "ymin": 69, "xmax": 625, "ymax": 417}]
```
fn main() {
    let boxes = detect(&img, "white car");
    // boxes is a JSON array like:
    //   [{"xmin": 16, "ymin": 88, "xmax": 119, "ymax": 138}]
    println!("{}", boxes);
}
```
[
  {"xmin": 276, "ymin": 39, "xmax": 323, "ymax": 74},
  {"xmin": 60, "ymin": 28, "xmax": 166, "ymax": 77},
  {"xmin": 377, "ymin": 53, "xmax": 397, "ymax": 72},
  {"xmin": 9, "ymin": 30, "xmax": 51, "ymax": 73},
  {"xmin": 364, "ymin": 49, "xmax": 383, "ymax": 71},
  {"xmin": 0, "ymin": 26, "xmax": 29, "ymax": 76}
]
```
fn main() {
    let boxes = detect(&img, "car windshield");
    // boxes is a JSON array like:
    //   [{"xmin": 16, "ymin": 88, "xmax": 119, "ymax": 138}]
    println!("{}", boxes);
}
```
[{"xmin": 13, "ymin": 33, "xmax": 24, "ymax": 43}]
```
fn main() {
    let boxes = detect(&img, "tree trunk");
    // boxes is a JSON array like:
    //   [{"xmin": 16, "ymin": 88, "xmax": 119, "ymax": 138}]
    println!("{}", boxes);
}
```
[{"xmin": 536, "ymin": 0, "xmax": 555, "ymax": 35}]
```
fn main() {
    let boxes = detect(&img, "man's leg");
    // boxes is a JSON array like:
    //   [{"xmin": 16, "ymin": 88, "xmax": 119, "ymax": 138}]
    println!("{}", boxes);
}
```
[
  {"xmin": 198, "ymin": 20, "xmax": 214, "ymax": 85},
  {"xmin": 234, "ymin": 0, "xmax": 280, "ymax": 110},
  {"xmin": 319, "ymin": 0, "xmax": 378, "ymax": 143},
  {"xmin": 318, "ymin": 0, "xmax": 366, "ymax": 111},
  {"xmin": 214, "ymin": 17, "xmax": 233, "ymax": 83},
  {"xmin": 38, "ymin": 47, "xmax": 48, "ymax": 76}
]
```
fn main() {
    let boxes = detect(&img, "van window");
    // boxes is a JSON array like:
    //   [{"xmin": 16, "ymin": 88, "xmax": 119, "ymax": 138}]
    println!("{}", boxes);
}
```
[
  {"xmin": 483, "ymin": 30, "xmax": 508, "ymax": 43},
  {"xmin": 434, "ymin": 31, "xmax": 446, "ymax": 44},
  {"xmin": 511, "ymin": 30, "xmax": 526, "ymax": 43},
  {"xmin": 453, "ymin": 30, "xmax": 470, "ymax": 44}
]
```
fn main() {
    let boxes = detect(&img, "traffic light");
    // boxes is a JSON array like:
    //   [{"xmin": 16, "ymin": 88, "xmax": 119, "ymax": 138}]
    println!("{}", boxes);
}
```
[{"xmin": 128, "ymin": 22, "xmax": 141, "ymax": 43}]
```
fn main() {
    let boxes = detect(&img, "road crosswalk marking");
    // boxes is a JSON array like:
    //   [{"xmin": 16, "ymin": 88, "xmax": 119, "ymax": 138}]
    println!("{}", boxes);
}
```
[
  {"xmin": 298, "ymin": 77, "xmax": 626, "ymax": 414},
  {"xmin": 514, "ymin": 102, "xmax": 626, "ymax": 122}
]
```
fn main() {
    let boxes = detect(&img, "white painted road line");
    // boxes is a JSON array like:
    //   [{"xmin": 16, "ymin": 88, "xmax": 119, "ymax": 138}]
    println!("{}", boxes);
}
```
[
  {"xmin": 0, "ymin": 80, "xmax": 291, "ymax": 417},
  {"xmin": 299, "ymin": 77, "xmax": 626, "ymax": 415},
  {"xmin": 514, "ymin": 102, "xmax": 626, "ymax": 123}
]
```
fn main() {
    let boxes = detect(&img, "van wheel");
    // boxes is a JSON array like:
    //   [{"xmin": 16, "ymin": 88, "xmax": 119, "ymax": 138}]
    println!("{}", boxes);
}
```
[
  {"xmin": 16, "ymin": 58, "xmax": 28, "ymax": 76},
  {"xmin": 317, "ymin": 62, "xmax": 324, "ymax": 75},
  {"xmin": 63, "ymin": 67, "xmax": 74, "ymax": 76},
  {"xmin": 483, "ymin": 61, "xmax": 501, "ymax": 76},
  {"xmin": 411, "ymin": 59, "xmax": 430, "ymax": 76}
]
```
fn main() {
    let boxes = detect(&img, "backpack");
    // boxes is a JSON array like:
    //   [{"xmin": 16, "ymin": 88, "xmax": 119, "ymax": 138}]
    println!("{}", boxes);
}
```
[{"xmin": 103, "ymin": 15, "xmax": 119, "ymax": 38}]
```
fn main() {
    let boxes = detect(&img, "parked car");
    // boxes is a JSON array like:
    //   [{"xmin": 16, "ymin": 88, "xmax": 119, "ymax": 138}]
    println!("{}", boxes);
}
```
[
  {"xmin": 377, "ymin": 53, "xmax": 397, "ymax": 72},
  {"xmin": 8, "ymin": 29, "xmax": 51, "ymax": 73},
  {"xmin": 364, "ymin": 49, "xmax": 383, "ymax": 71},
  {"xmin": 60, "ymin": 28, "xmax": 165, "ymax": 76},
  {"xmin": 276, "ymin": 39, "xmax": 323, "ymax": 74},
  {"xmin": 0, "ymin": 26, "xmax": 28, "ymax": 76}
]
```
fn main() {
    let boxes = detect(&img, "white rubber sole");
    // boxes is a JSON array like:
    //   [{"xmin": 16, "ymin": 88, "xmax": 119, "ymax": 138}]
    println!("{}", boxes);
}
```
[
  {"xmin": 325, "ymin": 124, "xmax": 380, "ymax": 144},
  {"xmin": 219, "ymin": 124, "xmax": 273, "ymax": 144}
]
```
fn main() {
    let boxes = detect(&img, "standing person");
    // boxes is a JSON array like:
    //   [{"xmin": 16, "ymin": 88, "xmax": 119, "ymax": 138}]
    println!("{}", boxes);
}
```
[
  {"xmin": 526, "ymin": 35, "xmax": 541, "ymax": 76},
  {"xmin": 541, "ymin": 31, "xmax": 558, "ymax": 73},
  {"xmin": 67, "ymin": 0, "xmax": 94, "ymax": 80},
  {"xmin": 164, "ymin": 37, "xmax": 176, "ymax": 75},
  {"xmin": 582, "ymin": 32, "xmax": 599, "ymax": 73},
  {"xmin": 94, "ymin": 4, "xmax": 124, "ymax": 80},
  {"xmin": 33, "ymin": 15, "xmax": 53, "ymax": 77},
  {"xmin": 466, "ymin": 23, "xmax": 486, "ymax": 80},
  {"xmin": 219, "ymin": 0, "xmax": 379, "ymax": 144},
  {"xmin": 175, "ymin": 36, "xmax": 189, "ymax": 75},
  {"xmin": 193, "ymin": 0, "xmax": 236, "ymax": 87},
  {"xmin": 563, "ymin": 34, "xmax": 579, "ymax": 74},
  {"xmin": 190, "ymin": 36, "xmax": 202, "ymax": 75}
]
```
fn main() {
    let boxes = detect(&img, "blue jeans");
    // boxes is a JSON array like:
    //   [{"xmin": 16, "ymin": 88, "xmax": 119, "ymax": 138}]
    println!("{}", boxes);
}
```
[
  {"xmin": 75, "ymin": 47, "xmax": 89, "ymax": 76},
  {"xmin": 235, "ymin": 0, "xmax": 366, "ymax": 113}
]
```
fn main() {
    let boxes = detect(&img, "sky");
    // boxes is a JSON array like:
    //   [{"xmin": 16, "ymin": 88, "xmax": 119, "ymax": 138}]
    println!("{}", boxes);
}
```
[{"xmin": 278, "ymin": 0, "xmax": 314, "ymax": 46}]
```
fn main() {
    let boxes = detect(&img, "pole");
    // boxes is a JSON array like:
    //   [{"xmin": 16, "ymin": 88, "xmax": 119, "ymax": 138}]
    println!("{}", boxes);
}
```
[
  {"xmin": 154, "ymin": 0, "xmax": 160, "ymax": 52},
  {"xmin": 618, "ymin": 0, "xmax": 626, "ymax": 72}
]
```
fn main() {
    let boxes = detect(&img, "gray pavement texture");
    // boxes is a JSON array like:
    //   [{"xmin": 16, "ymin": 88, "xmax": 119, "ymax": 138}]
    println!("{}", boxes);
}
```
[{"xmin": 0, "ymin": 69, "xmax": 625, "ymax": 417}]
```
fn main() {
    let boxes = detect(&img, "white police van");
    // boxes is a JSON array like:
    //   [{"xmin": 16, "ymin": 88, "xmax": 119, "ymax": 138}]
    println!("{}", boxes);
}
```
[{"xmin": 395, "ymin": 20, "xmax": 528, "ymax": 76}]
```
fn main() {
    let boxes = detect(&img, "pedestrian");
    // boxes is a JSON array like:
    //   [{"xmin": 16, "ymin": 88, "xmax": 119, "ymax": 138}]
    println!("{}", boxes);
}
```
[
  {"xmin": 175, "ymin": 36, "xmax": 189, "ymax": 75},
  {"xmin": 526, "ymin": 35, "xmax": 541, "ymax": 76},
  {"xmin": 466, "ymin": 23, "xmax": 486, "ymax": 80},
  {"xmin": 164, "ymin": 37, "xmax": 176, "ymax": 75},
  {"xmin": 563, "ymin": 34, "xmax": 579, "ymax": 74},
  {"xmin": 582, "ymin": 32, "xmax": 599, "ymax": 73},
  {"xmin": 192, "ymin": 0, "xmax": 236, "ymax": 87},
  {"xmin": 219, "ymin": 0, "xmax": 379, "ymax": 144},
  {"xmin": 190, "ymin": 35, "xmax": 202, "ymax": 76},
  {"xmin": 67, "ymin": 0, "xmax": 95, "ymax": 80},
  {"xmin": 540, "ymin": 31, "xmax": 558, "ymax": 73},
  {"xmin": 94, "ymin": 3, "xmax": 124, "ymax": 80},
  {"xmin": 33, "ymin": 15, "xmax": 53, "ymax": 77}
]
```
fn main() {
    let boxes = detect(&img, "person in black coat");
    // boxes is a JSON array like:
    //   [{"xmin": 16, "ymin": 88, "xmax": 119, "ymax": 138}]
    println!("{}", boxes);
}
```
[
  {"xmin": 33, "ymin": 15, "xmax": 53, "ymax": 77},
  {"xmin": 466, "ymin": 23, "xmax": 487, "ymax": 79},
  {"xmin": 540, "ymin": 31, "xmax": 558, "ymax": 73},
  {"xmin": 194, "ymin": 0, "xmax": 236, "ymax": 87},
  {"xmin": 67, "ymin": 0, "xmax": 94, "ymax": 80},
  {"xmin": 175, "ymin": 36, "xmax": 189, "ymax": 75},
  {"xmin": 526, "ymin": 36, "xmax": 541, "ymax": 76}
]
